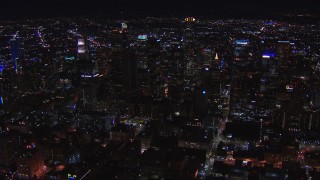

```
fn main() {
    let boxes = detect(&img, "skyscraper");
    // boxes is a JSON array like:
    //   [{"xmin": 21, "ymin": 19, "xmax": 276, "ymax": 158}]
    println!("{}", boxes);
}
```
[
  {"xmin": 76, "ymin": 38, "xmax": 99, "ymax": 108},
  {"xmin": 194, "ymin": 84, "xmax": 208, "ymax": 117},
  {"xmin": 10, "ymin": 38, "xmax": 21, "ymax": 74},
  {"xmin": 122, "ymin": 49, "xmax": 137, "ymax": 93}
]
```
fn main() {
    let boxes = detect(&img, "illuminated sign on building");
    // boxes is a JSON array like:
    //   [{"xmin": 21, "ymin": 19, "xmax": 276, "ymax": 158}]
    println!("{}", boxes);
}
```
[
  {"xmin": 65, "ymin": 56, "xmax": 75, "ymax": 61},
  {"xmin": 235, "ymin": 40, "xmax": 249, "ymax": 45},
  {"xmin": 78, "ymin": 39, "xmax": 85, "ymax": 46},
  {"xmin": 78, "ymin": 39, "xmax": 87, "ymax": 55},
  {"xmin": 0, "ymin": 97, "xmax": 3, "ymax": 105},
  {"xmin": 262, "ymin": 51, "xmax": 276, "ymax": 59},
  {"xmin": 81, "ymin": 73, "xmax": 99, "ymax": 78},
  {"xmin": 122, "ymin": 23, "xmax": 128, "ymax": 29},
  {"xmin": 68, "ymin": 174, "xmax": 77, "ymax": 180},
  {"xmin": 185, "ymin": 17, "xmax": 196, "ymax": 22},
  {"xmin": 138, "ymin": 35, "xmax": 148, "ymax": 40},
  {"xmin": 286, "ymin": 85, "xmax": 294, "ymax": 92}
]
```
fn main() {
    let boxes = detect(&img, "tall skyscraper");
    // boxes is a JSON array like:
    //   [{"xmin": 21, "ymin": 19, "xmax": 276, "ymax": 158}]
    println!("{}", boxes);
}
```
[
  {"xmin": 183, "ymin": 17, "xmax": 200, "ymax": 88},
  {"xmin": 10, "ymin": 38, "xmax": 21, "ymax": 74},
  {"xmin": 184, "ymin": 17, "xmax": 196, "ymax": 43},
  {"xmin": 234, "ymin": 39, "xmax": 250, "ymax": 61},
  {"xmin": 122, "ymin": 50, "xmax": 137, "ymax": 93},
  {"xmin": 194, "ymin": 84, "xmax": 208, "ymax": 117},
  {"xmin": 76, "ymin": 38, "xmax": 99, "ymax": 108}
]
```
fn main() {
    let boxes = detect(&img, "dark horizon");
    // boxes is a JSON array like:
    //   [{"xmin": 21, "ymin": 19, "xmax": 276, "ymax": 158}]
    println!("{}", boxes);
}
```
[{"xmin": 1, "ymin": 0, "xmax": 320, "ymax": 20}]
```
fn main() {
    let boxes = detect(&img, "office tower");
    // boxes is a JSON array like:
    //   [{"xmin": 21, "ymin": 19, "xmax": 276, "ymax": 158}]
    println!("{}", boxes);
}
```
[
  {"xmin": 276, "ymin": 40, "xmax": 293, "ymax": 60},
  {"xmin": 10, "ymin": 37, "xmax": 21, "ymax": 74},
  {"xmin": 184, "ymin": 17, "xmax": 196, "ymax": 43},
  {"xmin": 230, "ymin": 39, "xmax": 257, "ymax": 114},
  {"xmin": 96, "ymin": 48, "xmax": 108, "ymax": 75},
  {"xmin": 77, "ymin": 38, "xmax": 89, "ymax": 61},
  {"xmin": 109, "ymin": 28, "xmax": 136, "ymax": 98},
  {"xmin": 76, "ymin": 38, "xmax": 99, "ymax": 107},
  {"xmin": 183, "ymin": 17, "xmax": 200, "ymax": 87},
  {"xmin": 234, "ymin": 39, "xmax": 250, "ymax": 62},
  {"xmin": 194, "ymin": 85, "xmax": 208, "ymax": 117},
  {"xmin": 109, "ymin": 49, "xmax": 123, "ymax": 96},
  {"xmin": 122, "ymin": 50, "xmax": 137, "ymax": 93}
]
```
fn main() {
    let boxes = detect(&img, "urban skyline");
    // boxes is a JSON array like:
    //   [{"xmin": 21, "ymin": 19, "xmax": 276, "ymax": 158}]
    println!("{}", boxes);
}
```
[{"xmin": 0, "ymin": 2, "xmax": 320, "ymax": 180}]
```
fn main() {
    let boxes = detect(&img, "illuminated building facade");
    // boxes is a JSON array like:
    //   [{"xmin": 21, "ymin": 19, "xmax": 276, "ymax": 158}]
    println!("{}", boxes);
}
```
[
  {"xmin": 10, "ymin": 37, "xmax": 22, "ymax": 74},
  {"xmin": 76, "ymin": 38, "xmax": 99, "ymax": 107}
]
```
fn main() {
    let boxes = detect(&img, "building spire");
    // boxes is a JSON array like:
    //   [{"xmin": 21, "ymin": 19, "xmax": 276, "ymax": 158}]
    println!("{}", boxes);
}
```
[{"xmin": 215, "ymin": 53, "xmax": 219, "ymax": 60}]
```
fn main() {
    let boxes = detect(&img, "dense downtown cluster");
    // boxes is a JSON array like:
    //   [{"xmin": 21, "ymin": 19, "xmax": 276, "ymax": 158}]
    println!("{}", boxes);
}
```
[{"xmin": 0, "ymin": 16, "xmax": 320, "ymax": 179}]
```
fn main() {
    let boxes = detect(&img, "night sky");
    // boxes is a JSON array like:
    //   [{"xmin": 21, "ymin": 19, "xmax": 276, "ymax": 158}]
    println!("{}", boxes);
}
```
[{"xmin": 1, "ymin": 0, "xmax": 320, "ymax": 19}]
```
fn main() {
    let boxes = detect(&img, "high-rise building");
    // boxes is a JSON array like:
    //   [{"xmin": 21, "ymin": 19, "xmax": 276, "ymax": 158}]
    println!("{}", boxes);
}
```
[
  {"xmin": 184, "ymin": 17, "xmax": 196, "ymax": 43},
  {"xmin": 194, "ymin": 84, "xmax": 208, "ymax": 117},
  {"xmin": 109, "ymin": 29, "xmax": 128, "ymax": 97},
  {"xmin": 76, "ymin": 38, "xmax": 99, "ymax": 107},
  {"xmin": 10, "ymin": 38, "xmax": 21, "ymax": 74},
  {"xmin": 183, "ymin": 17, "xmax": 200, "ymax": 89},
  {"xmin": 234, "ymin": 39, "xmax": 250, "ymax": 62},
  {"xmin": 122, "ymin": 50, "xmax": 137, "ymax": 93}
]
